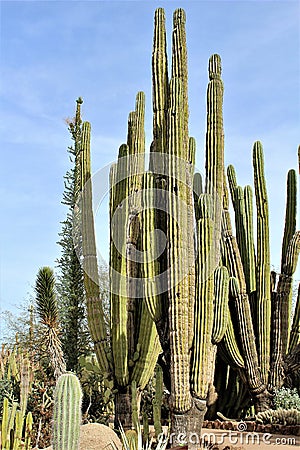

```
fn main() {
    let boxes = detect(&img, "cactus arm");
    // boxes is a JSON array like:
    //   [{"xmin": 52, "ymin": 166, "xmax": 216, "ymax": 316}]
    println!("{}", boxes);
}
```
[
  {"xmin": 153, "ymin": 364, "xmax": 163, "ymax": 437},
  {"xmin": 193, "ymin": 171, "xmax": 203, "ymax": 222},
  {"xmin": 13, "ymin": 410, "xmax": 23, "ymax": 450},
  {"xmin": 280, "ymin": 231, "xmax": 300, "ymax": 348},
  {"xmin": 243, "ymin": 185, "xmax": 257, "ymax": 294},
  {"xmin": 229, "ymin": 277, "xmax": 267, "ymax": 405},
  {"xmin": 140, "ymin": 172, "xmax": 162, "ymax": 323},
  {"xmin": 131, "ymin": 380, "xmax": 139, "ymax": 431},
  {"xmin": 234, "ymin": 185, "xmax": 257, "ymax": 296},
  {"xmin": 280, "ymin": 169, "xmax": 297, "ymax": 350},
  {"xmin": 187, "ymin": 137, "xmax": 196, "ymax": 350},
  {"xmin": 131, "ymin": 309, "xmax": 161, "ymax": 390},
  {"xmin": 192, "ymin": 194, "xmax": 215, "ymax": 399},
  {"xmin": 281, "ymin": 169, "xmax": 297, "ymax": 272},
  {"xmin": 172, "ymin": 9, "xmax": 189, "ymax": 158},
  {"xmin": 253, "ymin": 141, "xmax": 271, "ymax": 383},
  {"xmin": 164, "ymin": 9, "xmax": 194, "ymax": 415},
  {"xmin": 289, "ymin": 283, "xmax": 300, "ymax": 353},
  {"xmin": 80, "ymin": 120, "xmax": 111, "ymax": 375},
  {"xmin": 24, "ymin": 412, "xmax": 33, "ymax": 450},
  {"xmin": 1, "ymin": 397, "xmax": 9, "ymax": 448},
  {"xmin": 205, "ymin": 54, "xmax": 224, "ymax": 267},
  {"xmin": 227, "ymin": 164, "xmax": 238, "ymax": 207},
  {"xmin": 149, "ymin": 8, "xmax": 170, "ymax": 348},
  {"xmin": 110, "ymin": 144, "xmax": 130, "ymax": 386},
  {"xmin": 212, "ymin": 266, "xmax": 229, "ymax": 344},
  {"xmin": 219, "ymin": 319, "xmax": 245, "ymax": 369},
  {"xmin": 226, "ymin": 164, "xmax": 256, "ymax": 296},
  {"xmin": 167, "ymin": 76, "xmax": 191, "ymax": 412},
  {"xmin": 151, "ymin": 7, "xmax": 169, "ymax": 160}
]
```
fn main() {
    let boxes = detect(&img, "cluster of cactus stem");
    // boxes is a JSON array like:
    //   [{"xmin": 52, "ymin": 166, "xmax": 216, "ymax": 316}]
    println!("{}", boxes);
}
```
[
  {"xmin": 74, "ymin": 6, "xmax": 299, "ymax": 445},
  {"xmin": 76, "ymin": 87, "xmax": 161, "ymax": 429},
  {"xmin": 1, "ymin": 397, "xmax": 33, "ymax": 450},
  {"xmin": 0, "ymin": 347, "xmax": 34, "ymax": 450}
]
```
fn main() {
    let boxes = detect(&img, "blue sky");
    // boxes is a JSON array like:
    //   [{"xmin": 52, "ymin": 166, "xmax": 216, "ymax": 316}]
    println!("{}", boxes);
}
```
[{"xmin": 0, "ymin": 0, "xmax": 299, "ymax": 328}]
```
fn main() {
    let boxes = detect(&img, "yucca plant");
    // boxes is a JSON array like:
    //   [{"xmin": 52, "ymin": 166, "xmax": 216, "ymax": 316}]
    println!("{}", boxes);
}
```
[{"xmin": 35, "ymin": 266, "xmax": 66, "ymax": 378}]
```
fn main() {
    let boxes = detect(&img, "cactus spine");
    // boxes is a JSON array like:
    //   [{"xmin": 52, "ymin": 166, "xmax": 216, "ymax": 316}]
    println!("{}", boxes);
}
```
[{"xmin": 52, "ymin": 373, "xmax": 83, "ymax": 450}]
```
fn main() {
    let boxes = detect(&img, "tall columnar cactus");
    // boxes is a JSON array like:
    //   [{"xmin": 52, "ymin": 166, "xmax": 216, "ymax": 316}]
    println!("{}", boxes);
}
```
[
  {"xmin": 52, "ymin": 373, "xmax": 83, "ymax": 450},
  {"xmin": 253, "ymin": 141, "xmax": 271, "ymax": 383}
]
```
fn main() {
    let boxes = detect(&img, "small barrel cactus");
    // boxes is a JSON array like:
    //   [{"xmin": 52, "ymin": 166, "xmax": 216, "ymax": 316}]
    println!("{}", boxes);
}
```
[{"xmin": 52, "ymin": 373, "xmax": 83, "ymax": 450}]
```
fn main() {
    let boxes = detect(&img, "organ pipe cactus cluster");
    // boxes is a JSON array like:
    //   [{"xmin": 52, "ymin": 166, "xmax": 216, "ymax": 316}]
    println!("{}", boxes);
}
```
[
  {"xmin": 77, "ymin": 93, "xmax": 161, "ymax": 429},
  {"xmin": 216, "ymin": 149, "xmax": 299, "ymax": 421},
  {"xmin": 72, "ymin": 6, "xmax": 299, "ymax": 445},
  {"xmin": 52, "ymin": 373, "xmax": 82, "ymax": 450}
]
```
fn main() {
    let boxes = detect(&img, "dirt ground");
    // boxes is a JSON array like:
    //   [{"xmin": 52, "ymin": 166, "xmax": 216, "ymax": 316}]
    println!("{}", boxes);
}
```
[{"xmin": 40, "ymin": 423, "xmax": 299, "ymax": 449}]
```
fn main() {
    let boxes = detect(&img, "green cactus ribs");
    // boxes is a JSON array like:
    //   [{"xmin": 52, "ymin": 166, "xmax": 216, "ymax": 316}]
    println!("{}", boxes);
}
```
[{"xmin": 52, "ymin": 373, "xmax": 83, "ymax": 450}]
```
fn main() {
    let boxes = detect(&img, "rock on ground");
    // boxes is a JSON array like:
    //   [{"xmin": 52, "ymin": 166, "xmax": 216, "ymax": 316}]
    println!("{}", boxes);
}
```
[{"xmin": 41, "ymin": 423, "xmax": 122, "ymax": 450}]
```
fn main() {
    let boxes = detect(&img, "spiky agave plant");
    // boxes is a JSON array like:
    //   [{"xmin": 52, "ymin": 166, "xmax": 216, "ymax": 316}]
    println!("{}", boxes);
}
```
[
  {"xmin": 119, "ymin": 423, "xmax": 168, "ymax": 450},
  {"xmin": 35, "ymin": 266, "xmax": 66, "ymax": 378}
]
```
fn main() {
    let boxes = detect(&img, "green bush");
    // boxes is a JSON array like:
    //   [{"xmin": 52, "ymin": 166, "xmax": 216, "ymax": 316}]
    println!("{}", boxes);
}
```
[{"xmin": 274, "ymin": 387, "xmax": 300, "ymax": 410}]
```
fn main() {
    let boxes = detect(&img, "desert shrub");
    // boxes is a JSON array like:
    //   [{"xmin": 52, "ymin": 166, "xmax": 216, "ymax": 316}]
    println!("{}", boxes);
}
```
[
  {"xmin": 78, "ymin": 354, "xmax": 113, "ymax": 424},
  {"xmin": 274, "ymin": 387, "xmax": 300, "ymax": 410}
]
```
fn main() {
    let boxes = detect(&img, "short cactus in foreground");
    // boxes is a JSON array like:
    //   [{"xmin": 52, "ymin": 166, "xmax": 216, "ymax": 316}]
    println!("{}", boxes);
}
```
[{"xmin": 52, "ymin": 373, "xmax": 83, "ymax": 450}]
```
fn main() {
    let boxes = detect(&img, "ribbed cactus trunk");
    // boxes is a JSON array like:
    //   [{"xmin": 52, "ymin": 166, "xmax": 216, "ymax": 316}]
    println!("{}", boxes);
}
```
[
  {"xmin": 153, "ymin": 9, "xmax": 198, "ymax": 442},
  {"xmin": 253, "ymin": 141, "xmax": 271, "ymax": 385}
]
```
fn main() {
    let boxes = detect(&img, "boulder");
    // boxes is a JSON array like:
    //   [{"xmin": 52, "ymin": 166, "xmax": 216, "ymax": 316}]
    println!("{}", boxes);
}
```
[{"xmin": 41, "ymin": 423, "xmax": 122, "ymax": 450}]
